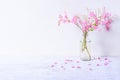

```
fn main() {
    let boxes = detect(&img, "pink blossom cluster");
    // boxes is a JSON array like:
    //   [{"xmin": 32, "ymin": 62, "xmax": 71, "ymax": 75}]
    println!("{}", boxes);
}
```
[{"xmin": 58, "ymin": 8, "xmax": 113, "ymax": 32}]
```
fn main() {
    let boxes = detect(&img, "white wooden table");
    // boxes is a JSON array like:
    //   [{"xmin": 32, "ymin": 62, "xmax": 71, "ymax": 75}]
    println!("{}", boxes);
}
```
[{"xmin": 0, "ymin": 56, "xmax": 120, "ymax": 80}]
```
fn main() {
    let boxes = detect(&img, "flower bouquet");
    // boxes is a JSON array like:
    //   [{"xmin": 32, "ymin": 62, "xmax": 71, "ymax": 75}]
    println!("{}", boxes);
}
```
[{"xmin": 58, "ymin": 8, "xmax": 113, "ymax": 61}]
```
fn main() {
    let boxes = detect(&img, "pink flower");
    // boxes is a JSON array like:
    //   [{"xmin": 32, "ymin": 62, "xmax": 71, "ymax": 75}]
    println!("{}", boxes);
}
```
[
  {"xmin": 82, "ymin": 26, "xmax": 89, "ymax": 32},
  {"xmin": 102, "ymin": 19, "xmax": 112, "ymax": 25},
  {"xmin": 93, "ymin": 26, "xmax": 98, "ymax": 30},
  {"xmin": 105, "ymin": 24, "xmax": 110, "ymax": 31},
  {"xmin": 71, "ymin": 16, "xmax": 79, "ymax": 24},
  {"xmin": 81, "ymin": 21, "xmax": 91, "ymax": 31},
  {"xmin": 102, "ymin": 12, "xmax": 111, "ymax": 19},
  {"xmin": 94, "ymin": 18, "xmax": 100, "ymax": 25},
  {"xmin": 58, "ymin": 13, "xmax": 70, "ymax": 26},
  {"xmin": 64, "ymin": 14, "xmax": 68, "ymax": 19},
  {"xmin": 102, "ymin": 19, "xmax": 112, "ymax": 31},
  {"xmin": 89, "ymin": 11, "xmax": 96, "ymax": 18}
]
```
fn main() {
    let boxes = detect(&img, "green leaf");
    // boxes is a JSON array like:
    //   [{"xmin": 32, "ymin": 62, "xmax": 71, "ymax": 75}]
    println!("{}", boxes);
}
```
[{"xmin": 89, "ymin": 28, "xmax": 94, "ymax": 31}]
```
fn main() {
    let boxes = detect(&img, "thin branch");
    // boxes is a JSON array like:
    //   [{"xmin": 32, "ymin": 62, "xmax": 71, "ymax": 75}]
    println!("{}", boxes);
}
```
[{"xmin": 75, "ymin": 23, "xmax": 83, "ymax": 32}]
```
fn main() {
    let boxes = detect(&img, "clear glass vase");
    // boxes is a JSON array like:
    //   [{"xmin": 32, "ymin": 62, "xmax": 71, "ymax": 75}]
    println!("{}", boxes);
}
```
[{"xmin": 80, "ymin": 32, "xmax": 91, "ymax": 61}]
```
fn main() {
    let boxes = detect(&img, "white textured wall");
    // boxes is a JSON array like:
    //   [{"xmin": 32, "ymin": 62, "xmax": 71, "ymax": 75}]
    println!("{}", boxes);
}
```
[{"xmin": 0, "ymin": 0, "xmax": 120, "ymax": 64}]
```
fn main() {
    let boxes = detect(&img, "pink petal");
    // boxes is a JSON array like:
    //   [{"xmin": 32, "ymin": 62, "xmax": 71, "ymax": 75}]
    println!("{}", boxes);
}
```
[
  {"xmin": 96, "ymin": 64, "xmax": 100, "ymax": 66},
  {"xmin": 103, "ymin": 13, "xmax": 111, "ymax": 19},
  {"xmin": 77, "ymin": 66, "xmax": 81, "ymax": 69},
  {"xmin": 93, "ymin": 26, "xmax": 98, "ymax": 30},
  {"xmin": 88, "ymin": 64, "xmax": 91, "ymax": 65},
  {"xmin": 98, "ymin": 57, "xmax": 101, "ymax": 60},
  {"xmin": 51, "ymin": 65, "xmax": 55, "ymax": 67},
  {"xmin": 89, "ymin": 68, "xmax": 93, "ymax": 71},
  {"xmin": 89, "ymin": 11, "xmax": 96, "ymax": 18},
  {"xmin": 105, "ymin": 24, "xmax": 110, "ymax": 31},
  {"xmin": 72, "ymin": 66, "xmax": 75, "ymax": 68},
  {"xmin": 64, "ymin": 15, "xmax": 68, "ymax": 19},
  {"xmin": 64, "ymin": 62, "xmax": 67, "ymax": 64},
  {"xmin": 76, "ymin": 61, "xmax": 80, "ymax": 63},
  {"xmin": 104, "ymin": 58, "xmax": 108, "ymax": 60},
  {"xmin": 71, "ymin": 16, "xmax": 79, "ymax": 24},
  {"xmin": 61, "ymin": 66, "xmax": 64, "ymax": 68}
]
